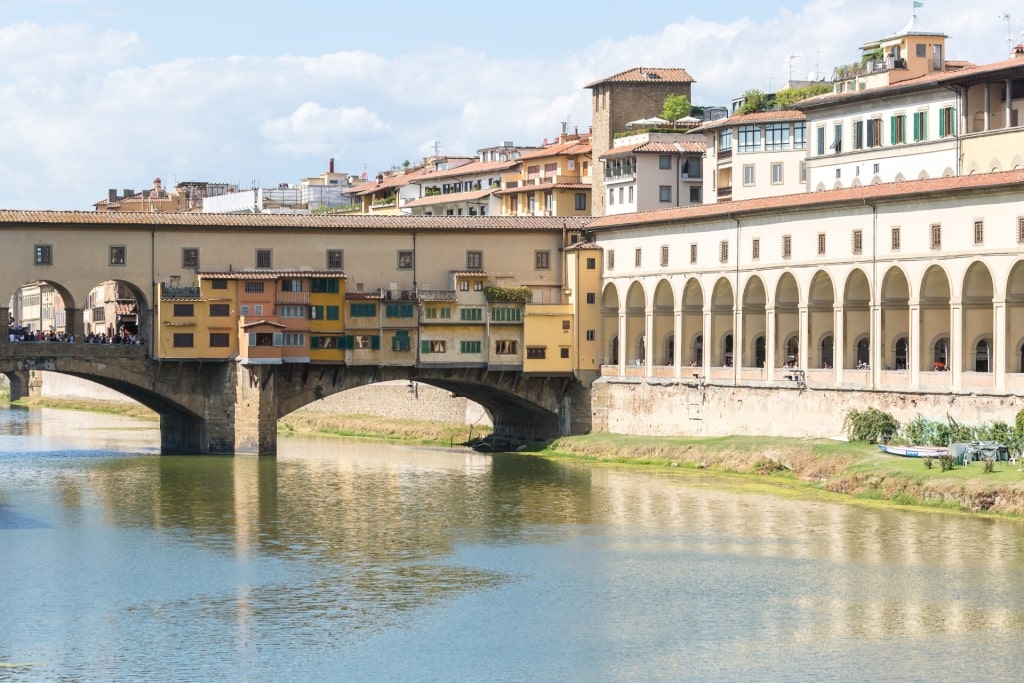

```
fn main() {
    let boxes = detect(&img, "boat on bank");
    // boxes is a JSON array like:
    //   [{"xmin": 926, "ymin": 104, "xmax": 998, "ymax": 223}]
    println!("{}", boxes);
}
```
[{"xmin": 877, "ymin": 444, "xmax": 949, "ymax": 458}]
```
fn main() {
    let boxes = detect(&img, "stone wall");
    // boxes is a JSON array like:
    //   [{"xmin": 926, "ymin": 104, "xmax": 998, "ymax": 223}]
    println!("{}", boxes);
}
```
[{"xmin": 591, "ymin": 378, "xmax": 1024, "ymax": 438}]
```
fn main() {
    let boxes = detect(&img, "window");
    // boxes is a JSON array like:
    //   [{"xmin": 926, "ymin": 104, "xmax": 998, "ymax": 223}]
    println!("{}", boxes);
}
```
[
  {"xmin": 495, "ymin": 340, "xmax": 518, "ymax": 354},
  {"xmin": 718, "ymin": 128, "xmax": 733, "ymax": 151},
  {"xmin": 281, "ymin": 333, "xmax": 305, "ymax": 347},
  {"xmin": 738, "ymin": 125, "xmax": 760, "ymax": 152},
  {"xmin": 830, "ymin": 123, "xmax": 842, "ymax": 153},
  {"xmin": 575, "ymin": 193, "xmax": 586, "ymax": 211},
  {"xmin": 690, "ymin": 186, "xmax": 701, "ymax": 202},
  {"xmin": 535, "ymin": 251, "xmax": 551, "ymax": 269},
  {"xmin": 799, "ymin": 161, "xmax": 807, "ymax": 183},
  {"xmin": 210, "ymin": 303, "xmax": 230, "ymax": 317},
  {"xmin": 752, "ymin": 238, "xmax": 760, "ymax": 260},
  {"xmin": 782, "ymin": 235, "xmax": 792, "ymax": 259},
  {"xmin": 660, "ymin": 245, "xmax": 669, "ymax": 267},
  {"xmin": 182, "ymin": 248, "xmax": 199, "ymax": 268},
  {"xmin": 388, "ymin": 330, "xmax": 411, "ymax": 352},
  {"xmin": 459, "ymin": 280, "xmax": 469, "ymax": 292},
  {"xmin": 248, "ymin": 333, "xmax": 273, "ymax": 347},
  {"xmin": 211, "ymin": 279, "xmax": 228, "ymax": 290},
  {"xmin": 254, "ymin": 304, "xmax": 263, "ymax": 316},
  {"xmin": 607, "ymin": 250, "xmax": 615, "ymax": 270},
  {"xmin": 240, "ymin": 305, "xmax": 250, "ymax": 316},
  {"xmin": 816, "ymin": 126, "xmax": 825, "ymax": 155},
  {"xmin": 526, "ymin": 347, "xmax": 546, "ymax": 359},
  {"xmin": 34, "ymin": 245, "xmax": 52, "ymax": 265},
  {"xmin": 244, "ymin": 282, "xmax": 265, "ymax": 294},
  {"xmin": 466, "ymin": 251, "xmax": 483, "ymax": 270},
  {"xmin": 474, "ymin": 281, "xmax": 483, "ymax": 291},
  {"xmin": 916, "ymin": 43, "xmax": 926, "ymax": 58},
  {"xmin": 491, "ymin": 307, "xmax": 522, "ymax": 322},
  {"xmin": 764, "ymin": 123, "xmax": 789, "ymax": 150},
  {"xmin": 930, "ymin": 223, "xmax": 942, "ymax": 250},
  {"xmin": 1018, "ymin": 217, "xmax": 1024, "ymax": 244},
  {"xmin": 608, "ymin": 189, "xmax": 615, "ymax": 206},
  {"xmin": 353, "ymin": 334, "xmax": 378, "ymax": 350},
  {"xmin": 852, "ymin": 230, "xmax": 863, "ymax": 255},
  {"xmin": 913, "ymin": 110, "xmax": 928, "ymax": 142},
  {"xmin": 938, "ymin": 107, "xmax": 956, "ymax": 137},
  {"xmin": 311, "ymin": 278, "xmax": 339, "ymax": 293},
  {"xmin": 742, "ymin": 165, "xmax": 754, "ymax": 186},
  {"xmin": 659, "ymin": 155, "xmax": 672, "ymax": 169},
  {"xmin": 309, "ymin": 305, "xmax": 323, "ymax": 320},
  {"xmin": 719, "ymin": 240, "xmax": 729, "ymax": 263},
  {"xmin": 109, "ymin": 246, "xmax": 126, "ymax": 266},
  {"xmin": 421, "ymin": 339, "xmax": 447, "ymax": 354},
  {"xmin": 866, "ymin": 118, "xmax": 881, "ymax": 148},
  {"xmin": 586, "ymin": 257, "xmax": 596, "ymax": 270},
  {"xmin": 281, "ymin": 279, "xmax": 303, "ymax": 292},
  {"xmin": 172, "ymin": 333, "xmax": 194, "ymax": 348},
  {"xmin": 327, "ymin": 249, "xmax": 344, "ymax": 270},
  {"xmin": 817, "ymin": 233, "xmax": 826, "ymax": 256},
  {"xmin": 771, "ymin": 163, "xmax": 783, "ymax": 184},
  {"xmin": 350, "ymin": 303, "xmax": 377, "ymax": 317},
  {"xmin": 853, "ymin": 120, "xmax": 864, "ymax": 150},
  {"xmin": 560, "ymin": 348, "xmax": 570, "ymax": 359},
  {"xmin": 974, "ymin": 220, "xmax": 984, "ymax": 245},
  {"xmin": 209, "ymin": 333, "xmax": 230, "ymax": 348},
  {"xmin": 173, "ymin": 303, "xmax": 194, "ymax": 317},
  {"xmin": 586, "ymin": 293, "xmax": 596, "ymax": 304},
  {"xmin": 277, "ymin": 305, "xmax": 302, "ymax": 318},
  {"xmin": 690, "ymin": 243, "xmax": 697, "ymax": 264},
  {"xmin": 659, "ymin": 185, "xmax": 671, "ymax": 202},
  {"xmin": 460, "ymin": 340, "xmax": 482, "ymax": 354},
  {"xmin": 891, "ymin": 226, "xmax": 901, "ymax": 251},
  {"xmin": 628, "ymin": 186, "xmax": 635, "ymax": 203},
  {"xmin": 398, "ymin": 251, "xmax": 414, "ymax": 269},
  {"xmin": 891, "ymin": 114, "xmax": 907, "ymax": 144},
  {"xmin": 255, "ymin": 249, "xmax": 272, "ymax": 269},
  {"xmin": 634, "ymin": 248, "xmax": 642, "ymax": 267},
  {"xmin": 561, "ymin": 320, "xmax": 571, "ymax": 331},
  {"xmin": 793, "ymin": 122, "xmax": 806, "ymax": 149},
  {"xmin": 385, "ymin": 303, "xmax": 414, "ymax": 318},
  {"xmin": 586, "ymin": 330, "xmax": 596, "ymax": 341},
  {"xmin": 460, "ymin": 307, "xmax": 483, "ymax": 321}
]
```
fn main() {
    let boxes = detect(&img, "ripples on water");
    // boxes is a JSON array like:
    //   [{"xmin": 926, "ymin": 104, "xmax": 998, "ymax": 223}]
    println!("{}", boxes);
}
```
[{"xmin": 1, "ymin": 407, "xmax": 1023, "ymax": 681}]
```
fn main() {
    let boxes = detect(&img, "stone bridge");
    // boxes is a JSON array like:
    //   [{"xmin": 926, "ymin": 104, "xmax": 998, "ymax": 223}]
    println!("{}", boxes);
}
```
[{"xmin": 0, "ymin": 341, "xmax": 593, "ymax": 455}]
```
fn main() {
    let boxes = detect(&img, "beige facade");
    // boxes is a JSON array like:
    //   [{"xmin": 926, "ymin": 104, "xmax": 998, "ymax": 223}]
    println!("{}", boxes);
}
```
[{"xmin": 498, "ymin": 134, "xmax": 593, "ymax": 217}]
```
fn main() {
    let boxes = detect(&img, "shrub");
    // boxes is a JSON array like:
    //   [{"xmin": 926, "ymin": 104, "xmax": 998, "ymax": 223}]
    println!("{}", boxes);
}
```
[
  {"xmin": 844, "ymin": 407, "xmax": 899, "ymax": 443},
  {"xmin": 938, "ymin": 454, "xmax": 956, "ymax": 471}
]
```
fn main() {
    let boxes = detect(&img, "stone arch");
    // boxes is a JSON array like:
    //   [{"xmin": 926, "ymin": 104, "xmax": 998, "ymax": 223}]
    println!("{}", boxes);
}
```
[
  {"xmin": 681, "ymin": 278, "xmax": 704, "ymax": 366},
  {"xmin": 625, "ymin": 281, "xmax": 646, "ymax": 365},
  {"xmin": 920, "ymin": 264, "xmax": 951, "ymax": 372},
  {"xmin": 652, "ymin": 278, "xmax": 675, "ymax": 366},
  {"xmin": 807, "ymin": 270, "xmax": 835, "ymax": 368},
  {"xmin": 83, "ymin": 278, "xmax": 150, "ymax": 343},
  {"xmin": 870, "ymin": 175, "xmax": 883, "ymax": 185},
  {"xmin": 814, "ymin": 182, "xmax": 827, "ymax": 192},
  {"xmin": 600, "ymin": 283, "xmax": 620, "ymax": 365},
  {"xmin": 942, "ymin": 166, "xmax": 955, "ymax": 177},
  {"xmin": 851, "ymin": 177, "xmax": 862, "ymax": 187},
  {"xmin": 917, "ymin": 170, "xmax": 930, "ymax": 180},
  {"xmin": 880, "ymin": 265, "xmax": 910, "ymax": 373},
  {"xmin": 832, "ymin": 180, "xmax": 844, "ymax": 190},
  {"xmin": 843, "ymin": 268, "xmax": 871, "ymax": 369},
  {"xmin": 989, "ymin": 158, "xmax": 1003, "ymax": 173},
  {"xmin": 710, "ymin": 277, "xmax": 733, "ymax": 367},
  {"xmin": 1012, "ymin": 154, "xmax": 1024, "ymax": 170},
  {"xmin": 775, "ymin": 271, "xmax": 800, "ymax": 367},
  {"xmin": 7, "ymin": 278, "xmax": 79, "ymax": 341},
  {"xmin": 741, "ymin": 275, "xmax": 767, "ymax": 368},
  {"xmin": 1005, "ymin": 260, "xmax": 1024, "ymax": 375},
  {"xmin": 894, "ymin": 172, "xmax": 906, "ymax": 182},
  {"xmin": 961, "ymin": 261, "xmax": 994, "ymax": 373}
]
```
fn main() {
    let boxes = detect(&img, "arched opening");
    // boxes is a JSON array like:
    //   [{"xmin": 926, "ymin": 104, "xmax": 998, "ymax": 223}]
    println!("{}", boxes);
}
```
[
  {"xmin": 754, "ymin": 335, "xmax": 766, "ymax": 368},
  {"xmin": 975, "ymin": 339, "xmax": 992, "ymax": 373},
  {"xmin": 843, "ymin": 269, "xmax": 871, "ymax": 370},
  {"xmin": 610, "ymin": 335, "xmax": 619, "ymax": 366},
  {"xmin": 920, "ymin": 265, "xmax": 951, "ymax": 373},
  {"xmin": 741, "ymin": 276, "xmax": 766, "ymax": 369},
  {"xmin": 820, "ymin": 335, "xmax": 834, "ymax": 369},
  {"xmin": 664, "ymin": 334, "xmax": 675, "ymax": 367},
  {"xmin": 962, "ymin": 262, "xmax": 993, "ymax": 375},
  {"xmin": 710, "ymin": 278, "xmax": 733, "ymax": 367},
  {"xmin": 723, "ymin": 334, "xmax": 733, "ymax": 367},
  {"xmin": 652, "ymin": 279, "xmax": 674, "ymax": 367},
  {"xmin": 894, "ymin": 337, "xmax": 908, "ymax": 370},
  {"xmin": 693, "ymin": 334, "xmax": 703, "ymax": 367},
  {"xmin": 625, "ymin": 282, "xmax": 646, "ymax": 366},
  {"xmin": 855, "ymin": 338, "xmax": 870, "ymax": 368},
  {"xmin": 600, "ymin": 284, "xmax": 620, "ymax": 366},
  {"xmin": 808, "ymin": 271, "xmax": 835, "ymax": 369},
  {"xmin": 681, "ymin": 279, "xmax": 704, "ymax": 367},
  {"xmin": 933, "ymin": 337, "xmax": 949, "ymax": 371},
  {"xmin": 776, "ymin": 273, "xmax": 800, "ymax": 367},
  {"xmin": 880, "ymin": 266, "xmax": 910, "ymax": 374},
  {"xmin": 784, "ymin": 335, "xmax": 799, "ymax": 367}
]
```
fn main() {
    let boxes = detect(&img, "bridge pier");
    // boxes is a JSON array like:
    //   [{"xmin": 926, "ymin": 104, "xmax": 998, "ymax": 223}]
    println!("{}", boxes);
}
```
[{"xmin": 4, "ymin": 370, "xmax": 42, "ymax": 400}]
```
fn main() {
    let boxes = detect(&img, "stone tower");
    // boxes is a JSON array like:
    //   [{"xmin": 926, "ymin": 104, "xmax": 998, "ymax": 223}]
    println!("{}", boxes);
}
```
[{"xmin": 586, "ymin": 67, "xmax": 695, "ymax": 216}]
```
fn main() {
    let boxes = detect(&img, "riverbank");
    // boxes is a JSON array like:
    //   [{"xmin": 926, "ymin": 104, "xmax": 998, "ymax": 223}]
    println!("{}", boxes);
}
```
[{"xmin": 8, "ymin": 397, "xmax": 1024, "ymax": 517}]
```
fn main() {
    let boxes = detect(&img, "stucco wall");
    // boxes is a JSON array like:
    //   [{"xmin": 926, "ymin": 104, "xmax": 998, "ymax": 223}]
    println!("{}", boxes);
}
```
[{"xmin": 592, "ymin": 377, "xmax": 1023, "ymax": 438}]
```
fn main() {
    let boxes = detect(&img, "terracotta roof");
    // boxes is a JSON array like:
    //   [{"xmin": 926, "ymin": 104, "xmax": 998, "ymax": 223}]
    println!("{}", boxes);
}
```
[
  {"xmin": 352, "ymin": 168, "xmax": 429, "ymax": 195},
  {"xmin": 516, "ymin": 138, "xmax": 592, "ymax": 161},
  {"xmin": 585, "ymin": 67, "xmax": 695, "ymax": 89},
  {"xmin": 494, "ymin": 183, "xmax": 591, "ymax": 196},
  {"xmin": 588, "ymin": 169, "xmax": 1024, "ymax": 231},
  {"xmin": 345, "ymin": 291, "xmax": 384, "ymax": 300},
  {"xmin": 450, "ymin": 270, "xmax": 488, "ymax": 277},
  {"xmin": 601, "ymin": 140, "xmax": 706, "ymax": 158},
  {"xmin": 114, "ymin": 302, "xmax": 137, "ymax": 316},
  {"xmin": 414, "ymin": 159, "xmax": 518, "ymax": 181},
  {"xmin": 403, "ymin": 188, "xmax": 494, "ymax": 208},
  {"xmin": 690, "ymin": 110, "xmax": 807, "ymax": 134},
  {"xmin": 199, "ymin": 270, "xmax": 346, "ymax": 279},
  {"xmin": 241, "ymin": 319, "xmax": 287, "ymax": 330},
  {"xmin": 0, "ymin": 211, "xmax": 589, "ymax": 231}
]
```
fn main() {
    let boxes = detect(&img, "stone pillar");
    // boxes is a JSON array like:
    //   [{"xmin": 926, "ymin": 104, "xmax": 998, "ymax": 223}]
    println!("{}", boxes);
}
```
[
  {"xmin": 233, "ymin": 363, "xmax": 280, "ymax": 455},
  {"xmin": 672, "ymin": 308, "xmax": 683, "ymax": 379},
  {"xmin": 644, "ymin": 307, "xmax": 654, "ymax": 378},
  {"xmin": 951, "ymin": 302, "xmax": 963, "ymax": 390},
  {"xmin": 798, "ymin": 305, "xmax": 809, "ymax": 371},
  {"xmin": 701, "ymin": 311, "xmax": 711, "ymax": 375},
  {"xmin": 0, "ymin": 305, "xmax": 9, "ymax": 341},
  {"xmin": 5, "ymin": 371, "xmax": 39, "ymax": 400},
  {"xmin": 834, "ymin": 306, "xmax": 845, "ymax": 384},
  {"xmin": 994, "ymin": 299, "xmax": 1006, "ymax": 390},
  {"xmin": 617, "ymin": 312, "xmax": 627, "ymax": 375},
  {"xmin": 733, "ymin": 305, "xmax": 743, "ymax": 380},
  {"xmin": 766, "ymin": 307, "xmax": 776, "ymax": 382},
  {"xmin": 909, "ymin": 302, "xmax": 921, "ymax": 387},
  {"xmin": 64, "ymin": 307, "xmax": 84, "ymax": 341},
  {"xmin": 984, "ymin": 84, "xmax": 991, "ymax": 132},
  {"xmin": 870, "ymin": 304, "xmax": 882, "ymax": 387}
]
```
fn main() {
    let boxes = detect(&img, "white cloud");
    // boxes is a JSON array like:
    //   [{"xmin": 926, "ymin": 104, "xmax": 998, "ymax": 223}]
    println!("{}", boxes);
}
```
[{"xmin": 261, "ymin": 102, "xmax": 390, "ymax": 155}]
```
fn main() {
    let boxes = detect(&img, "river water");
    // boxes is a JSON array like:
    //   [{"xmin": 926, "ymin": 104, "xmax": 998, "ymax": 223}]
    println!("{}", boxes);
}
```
[{"xmin": 1, "ymin": 406, "xmax": 1023, "ymax": 682}]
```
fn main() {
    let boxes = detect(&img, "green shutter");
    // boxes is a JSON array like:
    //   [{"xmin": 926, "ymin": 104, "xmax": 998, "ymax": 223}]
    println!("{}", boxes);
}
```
[
  {"xmin": 890, "ymin": 116, "xmax": 896, "ymax": 145},
  {"xmin": 938, "ymin": 110, "xmax": 946, "ymax": 137},
  {"xmin": 247, "ymin": 333, "xmax": 256, "ymax": 347},
  {"xmin": 421, "ymin": 340, "xmax": 430, "ymax": 354},
  {"xmin": 913, "ymin": 113, "xmax": 919, "ymax": 141},
  {"xmin": 371, "ymin": 335, "xmax": 380, "ymax": 350},
  {"xmin": 867, "ymin": 121, "xmax": 874, "ymax": 148},
  {"xmin": 327, "ymin": 306, "xmax": 339, "ymax": 320}
]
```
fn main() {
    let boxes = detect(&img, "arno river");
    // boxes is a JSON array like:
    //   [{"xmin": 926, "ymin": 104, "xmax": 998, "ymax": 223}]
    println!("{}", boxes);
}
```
[{"xmin": 1, "ymin": 407, "xmax": 1023, "ymax": 682}]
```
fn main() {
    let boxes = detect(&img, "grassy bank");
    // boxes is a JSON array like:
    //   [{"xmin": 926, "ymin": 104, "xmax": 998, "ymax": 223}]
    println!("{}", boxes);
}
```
[
  {"xmin": 9, "ymin": 396, "xmax": 158, "ymax": 419},
  {"xmin": 11, "ymin": 397, "xmax": 1023, "ymax": 517}
]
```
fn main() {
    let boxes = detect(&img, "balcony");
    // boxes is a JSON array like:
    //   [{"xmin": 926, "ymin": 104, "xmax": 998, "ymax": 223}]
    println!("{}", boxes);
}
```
[
  {"xmin": 717, "ymin": 186, "xmax": 732, "ymax": 199},
  {"xmin": 160, "ymin": 285, "xmax": 200, "ymax": 299},
  {"xmin": 417, "ymin": 289, "xmax": 457, "ymax": 302},
  {"xmin": 276, "ymin": 291, "xmax": 311, "ymax": 304}
]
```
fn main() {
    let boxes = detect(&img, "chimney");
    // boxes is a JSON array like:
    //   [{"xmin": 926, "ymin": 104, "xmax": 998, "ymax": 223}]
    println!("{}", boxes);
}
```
[
  {"xmin": 108, "ymin": 189, "xmax": 117, "ymax": 203},
  {"xmin": 329, "ymin": 157, "xmax": 335, "ymax": 173},
  {"xmin": 123, "ymin": 188, "xmax": 133, "ymax": 199}
]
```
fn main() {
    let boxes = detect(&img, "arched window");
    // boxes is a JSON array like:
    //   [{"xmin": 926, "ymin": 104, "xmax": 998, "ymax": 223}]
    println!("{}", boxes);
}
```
[
  {"xmin": 693, "ymin": 334, "xmax": 703, "ymax": 367},
  {"xmin": 754, "ymin": 335, "xmax": 766, "ymax": 368},
  {"xmin": 975, "ymin": 339, "xmax": 992, "ymax": 373},
  {"xmin": 664, "ymin": 334, "xmax": 675, "ymax": 366},
  {"xmin": 785, "ymin": 336, "xmax": 799, "ymax": 367},
  {"xmin": 610, "ymin": 336, "xmax": 619, "ymax": 365},
  {"xmin": 933, "ymin": 338, "xmax": 949, "ymax": 371},
  {"xmin": 821, "ymin": 336, "xmax": 834, "ymax": 369},
  {"xmin": 856, "ymin": 338, "xmax": 870, "ymax": 368},
  {"xmin": 723, "ymin": 334, "xmax": 733, "ymax": 367},
  {"xmin": 894, "ymin": 337, "xmax": 908, "ymax": 370}
]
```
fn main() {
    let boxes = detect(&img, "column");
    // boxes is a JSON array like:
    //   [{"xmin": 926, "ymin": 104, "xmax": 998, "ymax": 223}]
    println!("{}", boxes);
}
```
[
  {"xmin": 673, "ymin": 308, "xmax": 683, "ymax": 379},
  {"xmin": 870, "ymin": 304, "xmax": 882, "ymax": 387},
  {"xmin": 798, "ymin": 305, "xmax": 808, "ymax": 371},
  {"xmin": 1006, "ymin": 79, "xmax": 1013, "ymax": 129},
  {"xmin": 701, "ymin": 311, "xmax": 712, "ymax": 376},
  {"xmin": 617, "ymin": 312, "xmax": 627, "ymax": 376},
  {"xmin": 766, "ymin": 307, "xmax": 777, "ymax": 382},
  {"xmin": 64, "ymin": 307, "xmax": 84, "ymax": 341},
  {"xmin": 984, "ymin": 84, "xmax": 991, "ymax": 132},
  {"xmin": 644, "ymin": 307, "xmax": 654, "ymax": 378},
  {"xmin": 950, "ymin": 302, "xmax": 963, "ymax": 390},
  {"xmin": 909, "ymin": 302, "xmax": 921, "ymax": 387},
  {"xmin": 994, "ymin": 299, "xmax": 1006, "ymax": 390},
  {"xmin": 733, "ymin": 306, "xmax": 743, "ymax": 380},
  {"xmin": 834, "ymin": 306, "xmax": 845, "ymax": 385}
]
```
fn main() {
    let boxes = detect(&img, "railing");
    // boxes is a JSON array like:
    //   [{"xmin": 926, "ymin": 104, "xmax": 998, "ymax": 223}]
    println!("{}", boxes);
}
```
[
  {"xmin": 416, "ymin": 289, "xmax": 457, "ymax": 302},
  {"xmin": 161, "ymin": 286, "xmax": 200, "ymax": 299},
  {"xmin": 276, "ymin": 291, "xmax": 310, "ymax": 304},
  {"xmin": 717, "ymin": 186, "xmax": 732, "ymax": 199}
]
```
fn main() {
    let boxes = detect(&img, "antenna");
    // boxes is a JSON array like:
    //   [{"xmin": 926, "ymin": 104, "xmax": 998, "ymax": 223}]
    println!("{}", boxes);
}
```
[
  {"xmin": 433, "ymin": 138, "xmax": 442, "ymax": 156},
  {"xmin": 788, "ymin": 54, "xmax": 802, "ymax": 84},
  {"xmin": 1001, "ymin": 13, "xmax": 1013, "ymax": 57}
]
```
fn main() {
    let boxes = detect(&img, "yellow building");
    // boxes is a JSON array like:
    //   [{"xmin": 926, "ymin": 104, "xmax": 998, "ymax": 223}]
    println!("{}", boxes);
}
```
[{"xmin": 498, "ymin": 133, "xmax": 593, "ymax": 217}]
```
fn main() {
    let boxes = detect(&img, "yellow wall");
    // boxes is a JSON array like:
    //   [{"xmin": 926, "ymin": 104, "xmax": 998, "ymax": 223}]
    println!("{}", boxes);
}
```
[{"xmin": 523, "ymin": 304, "xmax": 574, "ymax": 373}]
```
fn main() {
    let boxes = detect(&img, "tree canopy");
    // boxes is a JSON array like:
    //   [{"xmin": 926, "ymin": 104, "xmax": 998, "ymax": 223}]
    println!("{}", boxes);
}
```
[
  {"xmin": 774, "ymin": 83, "xmax": 833, "ymax": 109},
  {"xmin": 660, "ymin": 93, "xmax": 692, "ymax": 121},
  {"xmin": 735, "ymin": 89, "xmax": 770, "ymax": 115}
]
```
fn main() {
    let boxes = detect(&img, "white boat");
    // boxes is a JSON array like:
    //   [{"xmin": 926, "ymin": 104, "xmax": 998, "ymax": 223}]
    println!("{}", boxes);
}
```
[{"xmin": 877, "ymin": 444, "xmax": 948, "ymax": 457}]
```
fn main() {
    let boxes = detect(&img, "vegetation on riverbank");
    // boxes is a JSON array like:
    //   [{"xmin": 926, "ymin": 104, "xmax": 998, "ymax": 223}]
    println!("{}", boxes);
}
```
[
  {"xmin": 279, "ymin": 411, "xmax": 491, "ymax": 445},
  {"xmin": 8, "ymin": 396, "xmax": 158, "ymax": 419}
]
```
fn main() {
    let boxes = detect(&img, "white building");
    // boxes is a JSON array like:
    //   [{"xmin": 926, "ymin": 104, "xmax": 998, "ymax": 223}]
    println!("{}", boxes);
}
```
[{"xmin": 599, "ymin": 132, "xmax": 705, "ymax": 214}]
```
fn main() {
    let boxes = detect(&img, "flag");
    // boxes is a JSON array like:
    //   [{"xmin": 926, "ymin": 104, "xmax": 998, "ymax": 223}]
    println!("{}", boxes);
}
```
[{"xmin": 913, "ymin": 1, "xmax": 923, "ymax": 7}]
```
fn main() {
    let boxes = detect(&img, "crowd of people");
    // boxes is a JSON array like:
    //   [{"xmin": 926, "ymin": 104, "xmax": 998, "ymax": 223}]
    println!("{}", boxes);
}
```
[{"xmin": 7, "ymin": 325, "xmax": 144, "ymax": 345}]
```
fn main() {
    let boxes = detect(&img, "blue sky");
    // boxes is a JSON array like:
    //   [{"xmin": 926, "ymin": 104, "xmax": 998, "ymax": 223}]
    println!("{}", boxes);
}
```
[{"xmin": 0, "ymin": 0, "xmax": 1017, "ymax": 209}]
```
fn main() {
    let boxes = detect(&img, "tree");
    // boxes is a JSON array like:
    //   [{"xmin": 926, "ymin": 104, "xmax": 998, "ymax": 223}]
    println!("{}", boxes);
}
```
[
  {"xmin": 736, "ymin": 89, "xmax": 770, "ymax": 115},
  {"xmin": 774, "ymin": 83, "xmax": 833, "ymax": 110},
  {"xmin": 660, "ymin": 93, "xmax": 692, "ymax": 121}
]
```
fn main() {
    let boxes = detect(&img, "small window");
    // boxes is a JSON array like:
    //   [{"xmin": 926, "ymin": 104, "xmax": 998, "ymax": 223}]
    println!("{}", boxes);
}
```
[
  {"xmin": 752, "ymin": 238, "xmax": 760, "ymax": 261},
  {"xmin": 460, "ymin": 307, "xmax": 483, "ymax": 321},
  {"xmin": 782, "ymin": 235, "xmax": 792, "ymax": 259},
  {"xmin": 586, "ymin": 293, "xmax": 596, "ymax": 304},
  {"xmin": 634, "ymin": 248, "xmax": 641, "ymax": 268},
  {"xmin": 771, "ymin": 163, "xmax": 783, "ymax": 184},
  {"xmin": 209, "ymin": 303, "xmax": 230, "ymax": 317},
  {"xmin": 607, "ymin": 250, "xmax": 615, "ymax": 270},
  {"xmin": 852, "ymin": 230, "xmax": 863, "ymax": 255},
  {"xmin": 1018, "ymin": 217, "xmax": 1024, "ymax": 244},
  {"xmin": 690, "ymin": 243, "xmax": 697, "ymax": 264},
  {"xmin": 659, "ymin": 185, "xmax": 671, "ymax": 202},
  {"xmin": 526, "ymin": 347, "xmax": 546, "ymax": 359},
  {"xmin": 719, "ymin": 240, "xmax": 729, "ymax": 263},
  {"xmin": 930, "ymin": 223, "xmax": 942, "ymax": 250},
  {"xmin": 466, "ymin": 251, "xmax": 483, "ymax": 270},
  {"xmin": 240, "ymin": 305, "xmax": 250, "ymax": 316},
  {"xmin": 255, "ymin": 249, "xmax": 272, "ymax": 269},
  {"xmin": 891, "ymin": 226, "xmax": 901, "ymax": 251},
  {"xmin": 535, "ymin": 251, "xmax": 551, "ymax": 269},
  {"xmin": 173, "ymin": 303, "xmax": 194, "ymax": 317},
  {"xmin": 659, "ymin": 155, "xmax": 672, "ymax": 169},
  {"xmin": 742, "ymin": 165, "xmax": 755, "ymax": 186},
  {"xmin": 973, "ymin": 220, "xmax": 984, "ymax": 245},
  {"xmin": 244, "ymin": 282, "xmax": 265, "ymax": 294},
  {"xmin": 561, "ymin": 320, "xmax": 570, "ymax": 331},
  {"xmin": 817, "ymin": 233, "xmax": 826, "ymax": 256},
  {"xmin": 34, "ymin": 245, "xmax": 52, "ymax": 265},
  {"xmin": 586, "ymin": 257, "xmax": 596, "ymax": 270},
  {"xmin": 211, "ymin": 279, "xmax": 228, "ymax": 290},
  {"xmin": 560, "ymin": 348, "xmax": 570, "ymax": 359},
  {"xmin": 495, "ymin": 339, "xmax": 518, "ymax": 354},
  {"xmin": 660, "ymin": 245, "xmax": 669, "ymax": 267},
  {"xmin": 586, "ymin": 330, "xmax": 596, "ymax": 341},
  {"xmin": 172, "ymin": 333, "xmax": 194, "ymax": 348},
  {"xmin": 327, "ymin": 249, "xmax": 344, "ymax": 270},
  {"xmin": 209, "ymin": 333, "xmax": 230, "ymax": 348},
  {"xmin": 281, "ymin": 279, "xmax": 303, "ymax": 292},
  {"xmin": 398, "ymin": 251, "xmax": 414, "ymax": 269},
  {"xmin": 459, "ymin": 340, "xmax": 482, "ymax": 354},
  {"xmin": 109, "ymin": 246, "xmax": 126, "ymax": 266},
  {"xmin": 254, "ymin": 304, "xmax": 263, "ymax": 316},
  {"xmin": 182, "ymin": 248, "xmax": 199, "ymax": 269},
  {"xmin": 459, "ymin": 280, "xmax": 469, "ymax": 292},
  {"xmin": 575, "ymin": 193, "xmax": 587, "ymax": 211}
]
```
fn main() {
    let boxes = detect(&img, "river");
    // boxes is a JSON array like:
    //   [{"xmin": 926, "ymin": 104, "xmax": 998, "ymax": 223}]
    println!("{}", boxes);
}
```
[{"xmin": 1, "ymin": 406, "xmax": 1023, "ymax": 682}]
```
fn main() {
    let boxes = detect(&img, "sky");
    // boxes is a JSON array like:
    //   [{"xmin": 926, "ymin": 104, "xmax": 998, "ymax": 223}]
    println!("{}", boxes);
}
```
[{"xmin": 0, "ymin": 0, "xmax": 1018, "ymax": 210}]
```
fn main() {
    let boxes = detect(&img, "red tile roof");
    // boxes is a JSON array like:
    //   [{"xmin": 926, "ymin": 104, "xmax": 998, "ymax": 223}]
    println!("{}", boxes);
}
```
[
  {"xmin": 403, "ymin": 188, "xmax": 494, "ymax": 208},
  {"xmin": 494, "ymin": 183, "xmax": 591, "ymax": 196},
  {"xmin": 414, "ymin": 159, "xmax": 518, "ymax": 181},
  {"xmin": 515, "ymin": 138, "xmax": 592, "ymax": 160},
  {"xmin": 199, "ymin": 270, "xmax": 346, "ymax": 279},
  {"xmin": 588, "ymin": 170, "xmax": 1024, "ymax": 231},
  {"xmin": 450, "ymin": 270, "xmax": 488, "ymax": 277},
  {"xmin": 601, "ymin": 140, "xmax": 706, "ymax": 158},
  {"xmin": 585, "ymin": 67, "xmax": 696, "ymax": 88},
  {"xmin": 690, "ymin": 110, "xmax": 807, "ymax": 133}
]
